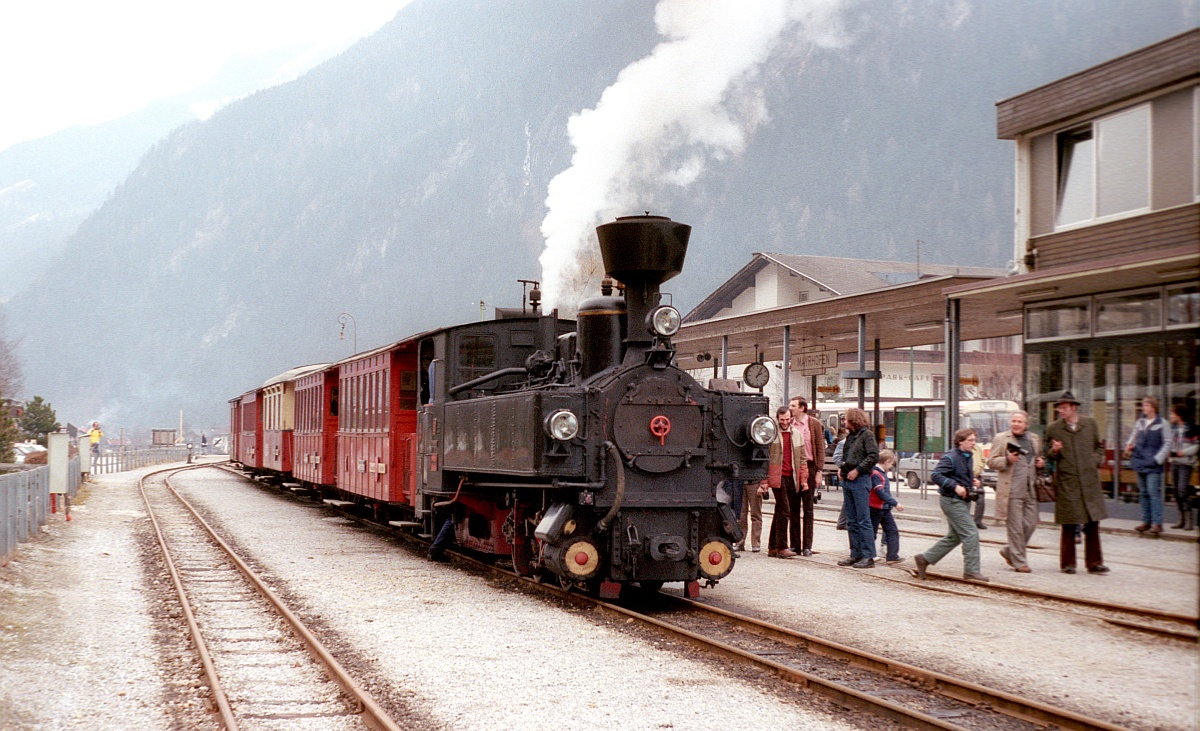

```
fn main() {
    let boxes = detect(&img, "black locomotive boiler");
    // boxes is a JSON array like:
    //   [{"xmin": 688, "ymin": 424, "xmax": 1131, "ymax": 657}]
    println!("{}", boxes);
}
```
[{"xmin": 432, "ymin": 215, "xmax": 775, "ymax": 597}]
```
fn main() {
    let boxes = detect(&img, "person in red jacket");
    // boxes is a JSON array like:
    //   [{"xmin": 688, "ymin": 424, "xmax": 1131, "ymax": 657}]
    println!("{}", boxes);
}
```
[{"xmin": 869, "ymin": 449, "xmax": 905, "ymax": 564}]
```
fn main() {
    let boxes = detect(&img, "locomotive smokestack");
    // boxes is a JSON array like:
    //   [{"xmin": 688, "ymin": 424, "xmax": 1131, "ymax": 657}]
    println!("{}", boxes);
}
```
[{"xmin": 596, "ymin": 215, "xmax": 690, "ymax": 356}]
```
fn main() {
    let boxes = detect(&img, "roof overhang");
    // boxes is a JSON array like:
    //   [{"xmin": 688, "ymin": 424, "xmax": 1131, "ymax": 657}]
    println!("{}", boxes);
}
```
[
  {"xmin": 945, "ymin": 246, "xmax": 1200, "ymax": 322},
  {"xmin": 674, "ymin": 275, "xmax": 1010, "ymax": 370}
]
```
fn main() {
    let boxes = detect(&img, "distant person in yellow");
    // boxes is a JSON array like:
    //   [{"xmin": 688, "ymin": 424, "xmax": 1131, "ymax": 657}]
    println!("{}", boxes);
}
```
[{"xmin": 87, "ymin": 421, "xmax": 102, "ymax": 459}]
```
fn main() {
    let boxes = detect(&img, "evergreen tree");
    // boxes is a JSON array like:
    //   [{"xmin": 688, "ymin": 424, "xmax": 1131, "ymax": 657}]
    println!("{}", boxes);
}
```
[
  {"xmin": 19, "ymin": 396, "xmax": 60, "ymax": 447},
  {"xmin": 0, "ymin": 393, "xmax": 18, "ymax": 463}
]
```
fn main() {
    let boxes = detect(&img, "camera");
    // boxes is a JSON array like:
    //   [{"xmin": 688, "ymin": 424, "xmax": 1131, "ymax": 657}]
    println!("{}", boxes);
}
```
[
  {"xmin": 1006, "ymin": 442, "xmax": 1030, "ymax": 457},
  {"xmin": 963, "ymin": 484, "xmax": 984, "ymax": 502}
]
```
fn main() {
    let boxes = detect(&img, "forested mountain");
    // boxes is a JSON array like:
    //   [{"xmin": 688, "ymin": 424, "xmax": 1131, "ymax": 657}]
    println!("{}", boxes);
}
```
[{"xmin": 5, "ymin": 0, "xmax": 1190, "ymax": 433}]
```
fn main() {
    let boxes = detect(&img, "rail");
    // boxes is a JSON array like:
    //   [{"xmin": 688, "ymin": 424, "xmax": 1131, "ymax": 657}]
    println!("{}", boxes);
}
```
[{"xmin": 91, "ymin": 447, "xmax": 192, "ymax": 474}]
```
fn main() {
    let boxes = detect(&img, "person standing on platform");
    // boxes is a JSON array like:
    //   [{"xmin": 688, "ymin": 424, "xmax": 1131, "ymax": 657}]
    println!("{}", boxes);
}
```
[
  {"xmin": 914, "ymin": 428, "xmax": 988, "ymax": 581},
  {"xmin": 1045, "ymin": 391, "xmax": 1109, "ymax": 574},
  {"xmin": 1124, "ymin": 395, "xmax": 1169, "ymax": 536},
  {"xmin": 869, "ymin": 449, "xmax": 904, "ymax": 564},
  {"xmin": 988, "ymin": 411, "xmax": 1043, "ymax": 573},
  {"xmin": 735, "ymin": 477, "xmax": 763, "ymax": 553},
  {"xmin": 1168, "ymin": 403, "xmax": 1198, "ymax": 530},
  {"xmin": 789, "ymin": 397, "xmax": 825, "ymax": 556},
  {"xmin": 835, "ymin": 408, "xmax": 877, "ymax": 568},
  {"xmin": 763, "ymin": 406, "xmax": 806, "ymax": 559},
  {"xmin": 971, "ymin": 441, "xmax": 988, "ymax": 529}
]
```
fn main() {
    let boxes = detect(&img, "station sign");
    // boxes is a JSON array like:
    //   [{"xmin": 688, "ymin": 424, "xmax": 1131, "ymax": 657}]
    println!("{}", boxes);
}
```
[{"xmin": 793, "ymin": 349, "xmax": 837, "ymax": 376}]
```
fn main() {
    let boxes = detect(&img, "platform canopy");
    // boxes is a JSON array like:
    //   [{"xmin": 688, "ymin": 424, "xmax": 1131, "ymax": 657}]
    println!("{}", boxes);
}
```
[{"xmin": 673, "ymin": 274, "xmax": 1019, "ymax": 371}]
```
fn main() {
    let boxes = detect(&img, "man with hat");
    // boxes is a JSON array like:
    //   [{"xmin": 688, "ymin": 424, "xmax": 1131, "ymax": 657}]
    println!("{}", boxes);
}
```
[{"xmin": 1044, "ymin": 391, "xmax": 1110, "ymax": 574}]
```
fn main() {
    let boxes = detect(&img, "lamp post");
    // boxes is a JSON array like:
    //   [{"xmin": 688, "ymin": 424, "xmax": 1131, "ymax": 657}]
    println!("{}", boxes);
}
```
[{"xmin": 338, "ymin": 312, "xmax": 357, "ymax": 353}]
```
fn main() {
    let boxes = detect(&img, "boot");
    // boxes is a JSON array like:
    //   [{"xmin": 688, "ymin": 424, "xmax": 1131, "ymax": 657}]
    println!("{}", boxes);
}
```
[
  {"xmin": 1171, "ymin": 516, "xmax": 1186, "ymax": 529},
  {"xmin": 1187, "ymin": 512, "xmax": 1196, "ymax": 531}
]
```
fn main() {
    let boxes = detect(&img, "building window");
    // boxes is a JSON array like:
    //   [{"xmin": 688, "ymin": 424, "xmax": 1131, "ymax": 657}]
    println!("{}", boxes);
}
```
[
  {"xmin": 1095, "ymin": 289, "xmax": 1162, "ymax": 334},
  {"xmin": 1055, "ymin": 104, "xmax": 1150, "ymax": 228},
  {"xmin": 1026, "ymin": 299, "xmax": 1091, "ymax": 341},
  {"xmin": 1167, "ymin": 284, "xmax": 1199, "ymax": 328}
]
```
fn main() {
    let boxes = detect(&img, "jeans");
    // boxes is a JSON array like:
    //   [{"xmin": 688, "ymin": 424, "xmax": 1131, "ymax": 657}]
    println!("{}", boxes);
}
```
[
  {"xmin": 1171, "ymin": 464, "xmax": 1195, "ymax": 518},
  {"xmin": 842, "ymin": 473, "xmax": 875, "ymax": 560},
  {"xmin": 870, "ymin": 507, "xmax": 900, "ymax": 561},
  {"xmin": 923, "ymin": 495, "xmax": 981, "ymax": 575},
  {"xmin": 1137, "ymin": 470, "xmax": 1164, "ymax": 525}
]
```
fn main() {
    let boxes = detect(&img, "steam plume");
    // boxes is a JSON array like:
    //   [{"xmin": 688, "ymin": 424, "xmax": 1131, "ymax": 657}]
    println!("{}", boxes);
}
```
[{"xmin": 539, "ymin": 0, "xmax": 848, "ymax": 311}]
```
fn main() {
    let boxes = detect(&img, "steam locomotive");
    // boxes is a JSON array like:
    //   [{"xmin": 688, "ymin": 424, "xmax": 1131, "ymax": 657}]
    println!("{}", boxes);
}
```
[{"xmin": 230, "ymin": 215, "xmax": 775, "ymax": 597}]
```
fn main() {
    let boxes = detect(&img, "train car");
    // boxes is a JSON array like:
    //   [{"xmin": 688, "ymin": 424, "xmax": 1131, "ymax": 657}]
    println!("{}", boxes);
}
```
[
  {"xmin": 237, "ymin": 388, "xmax": 264, "ymax": 470},
  {"xmin": 228, "ymin": 397, "xmax": 242, "ymax": 467},
  {"xmin": 261, "ymin": 364, "xmax": 328, "ymax": 475},
  {"xmin": 293, "ymin": 364, "xmax": 339, "ymax": 488},
  {"xmin": 229, "ymin": 215, "xmax": 773, "ymax": 597},
  {"xmin": 333, "ymin": 341, "xmax": 421, "ymax": 514}
]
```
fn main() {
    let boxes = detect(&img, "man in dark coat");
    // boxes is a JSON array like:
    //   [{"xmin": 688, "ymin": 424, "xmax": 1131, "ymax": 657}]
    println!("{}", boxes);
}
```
[{"xmin": 1044, "ymin": 391, "xmax": 1109, "ymax": 574}]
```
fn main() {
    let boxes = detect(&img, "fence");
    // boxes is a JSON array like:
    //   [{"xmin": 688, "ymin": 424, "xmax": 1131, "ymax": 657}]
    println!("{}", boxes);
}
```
[
  {"xmin": 3, "ymin": 446, "xmax": 190, "ymax": 564},
  {"xmin": 90, "ymin": 447, "xmax": 192, "ymax": 475},
  {"xmin": 1, "ymin": 455, "xmax": 79, "ymax": 565}
]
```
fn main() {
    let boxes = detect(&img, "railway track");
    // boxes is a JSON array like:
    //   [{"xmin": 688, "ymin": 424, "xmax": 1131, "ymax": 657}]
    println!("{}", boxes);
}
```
[
  {"xmin": 139, "ymin": 465, "xmax": 402, "ymax": 731},
  {"xmin": 220, "ymin": 468, "xmax": 1142, "ymax": 731}
]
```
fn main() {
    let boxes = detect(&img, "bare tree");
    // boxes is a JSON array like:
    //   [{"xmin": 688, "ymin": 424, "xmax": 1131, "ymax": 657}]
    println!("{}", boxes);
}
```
[{"xmin": 0, "ymin": 308, "xmax": 22, "ymax": 399}]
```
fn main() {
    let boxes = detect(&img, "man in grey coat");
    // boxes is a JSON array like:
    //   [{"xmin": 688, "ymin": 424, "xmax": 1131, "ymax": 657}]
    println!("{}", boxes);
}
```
[
  {"xmin": 987, "ymin": 411, "xmax": 1043, "ymax": 572},
  {"xmin": 1044, "ymin": 392, "xmax": 1109, "ymax": 575}
]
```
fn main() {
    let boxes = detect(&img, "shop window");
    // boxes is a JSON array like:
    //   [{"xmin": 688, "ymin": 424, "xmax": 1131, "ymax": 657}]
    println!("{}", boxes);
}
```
[
  {"xmin": 1025, "ymin": 300, "xmax": 1091, "ymax": 341},
  {"xmin": 1055, "ymin": 104, "xmax": 1150, "ymax": 228},
  {"xmin": 1095, "ymin": 289, "xmax": 1162, "ymax": 334},
  {"xmin": 1167, "ymin": 284, "xmax": 1199, "ymax": 328}
]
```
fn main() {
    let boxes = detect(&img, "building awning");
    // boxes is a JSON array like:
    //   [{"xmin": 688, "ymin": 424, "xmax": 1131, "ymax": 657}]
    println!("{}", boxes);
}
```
[
  {"xmin": 944, "ymin": 245, "xmax": 1200, "ymax": 324},
  {"xmin": 674, "ymin": 274, "xmax": 1016, "ymax": 369}
]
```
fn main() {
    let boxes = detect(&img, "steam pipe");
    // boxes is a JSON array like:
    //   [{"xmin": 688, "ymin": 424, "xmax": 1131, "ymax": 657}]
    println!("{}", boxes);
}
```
[{"xmin": 595, "ymin": 441, "xmax": 625, "ymax": 532}]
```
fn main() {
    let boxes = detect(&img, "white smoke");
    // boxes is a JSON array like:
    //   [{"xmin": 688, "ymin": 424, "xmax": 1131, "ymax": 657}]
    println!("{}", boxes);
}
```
[{"xmin": 538, "ymin": 0, "xmax": 850, "ymax": 311}]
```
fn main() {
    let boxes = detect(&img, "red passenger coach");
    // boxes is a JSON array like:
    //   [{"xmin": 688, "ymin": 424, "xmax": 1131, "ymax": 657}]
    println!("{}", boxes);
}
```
[
  {"xmin": 237, "ymin": 389, "xmax": 263, "ymax": 469},
  {"xmin": 261, "ymin": 363, "xmax": 328, "ymax": 475},
  {"xmin": 335, "ymin": 340, "xmax": 420, "ymax": 509},
  {"xmin": 294, "ymin": 365, "xmax": 338, "ymax": 488}
]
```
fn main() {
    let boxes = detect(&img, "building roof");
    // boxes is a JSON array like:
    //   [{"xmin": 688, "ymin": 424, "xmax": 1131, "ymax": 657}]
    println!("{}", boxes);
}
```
[
  {"xmin": 996, "ymin": 28, "xmax": 1199, "ymax": 139},
  {"xmin": 684, "ymin": 252, "xmax": 1003, "ymax": 323}
]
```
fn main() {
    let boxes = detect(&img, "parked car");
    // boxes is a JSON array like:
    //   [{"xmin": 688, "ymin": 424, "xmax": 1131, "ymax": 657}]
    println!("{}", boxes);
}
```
[
  {"xmin": 897, "ymin": 452, "xmax": 997, "ymax": 490},
  {"xmin": 12, "ymin": 442, "xmax": 47, "ymax": 464}
]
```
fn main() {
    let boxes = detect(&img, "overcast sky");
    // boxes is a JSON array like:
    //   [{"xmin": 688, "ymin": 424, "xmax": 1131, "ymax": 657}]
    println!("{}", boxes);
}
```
[{"xmin": 0, "ymin": 1, "xmax": 409, "ymax": 153}]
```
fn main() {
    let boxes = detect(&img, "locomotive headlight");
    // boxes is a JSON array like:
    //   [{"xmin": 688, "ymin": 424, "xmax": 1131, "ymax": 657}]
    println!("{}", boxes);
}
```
[
  {"xmin": 544, "ymin": 409, "xmax": 580, "ymax": 441},
  {"xmin": 748, "ymin": 415, "xmax": 777, "ymax": 446},
  {"xmin": 647, "ymin": 306, "xmax": 681, "ymax": 337}
]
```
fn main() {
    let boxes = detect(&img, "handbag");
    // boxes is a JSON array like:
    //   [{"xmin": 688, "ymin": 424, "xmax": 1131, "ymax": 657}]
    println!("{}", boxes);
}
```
[{"xmin": 1034, "ymin": 470, "xmax": 1057, "ymax": 503}]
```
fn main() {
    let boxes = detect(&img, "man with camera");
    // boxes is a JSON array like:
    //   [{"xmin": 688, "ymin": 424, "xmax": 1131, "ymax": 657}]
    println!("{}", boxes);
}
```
[
  {"xmin": 987, "ymin": 411, "xmax": 1043, "ymax": 572},
  {"xmin": 914, "ymin": 428, "xmax": 989, "ymax": 582}
]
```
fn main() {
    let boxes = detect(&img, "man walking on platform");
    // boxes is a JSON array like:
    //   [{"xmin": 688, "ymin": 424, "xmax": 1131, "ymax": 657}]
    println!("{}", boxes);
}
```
[
  {"xmin": 1045, "ymin": 392, "xmax": 1109, "ymax": 574},
  {"xmin": 988, "ymin": 411, "xmax": 1043, "ymax": 572},
  {"xmin": 789, "ymin": 397, "xmax": 825, "ymax": 556},
  {"xmin": 762, "ymin": 406, "xmax": 807, "ymax": 559}
]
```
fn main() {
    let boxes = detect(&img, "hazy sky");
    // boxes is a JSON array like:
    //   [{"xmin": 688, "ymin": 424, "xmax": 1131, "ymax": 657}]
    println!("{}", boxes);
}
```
[{"xmin": 0, "ymin": 1, "xmax": 410, "ymax": 153}]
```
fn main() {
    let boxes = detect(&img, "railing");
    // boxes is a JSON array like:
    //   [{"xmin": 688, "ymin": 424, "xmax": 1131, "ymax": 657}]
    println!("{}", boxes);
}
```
[
  {"xmin": 91, "ymin": 447, "xmax": 192, "ymax": 474},
  {"xmin": 0, "ymin": 456, "xmax": 79, "ymax": 565}
]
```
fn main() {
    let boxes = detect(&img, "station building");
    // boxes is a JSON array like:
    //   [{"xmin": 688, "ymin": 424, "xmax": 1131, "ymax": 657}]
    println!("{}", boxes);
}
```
[{"xmin": 676, "ymin": 29, "xmax": 1198, "ymax": 498}]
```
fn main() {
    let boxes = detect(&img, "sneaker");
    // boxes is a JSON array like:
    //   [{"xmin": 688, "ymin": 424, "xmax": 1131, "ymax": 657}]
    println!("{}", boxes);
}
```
[
  {"xmin": 751, "ymin": 547, "xmax": 761, "ymax": 553},
  {"xmin": 852, "ymin": 558, "xmax": 875, "ymax": 569},
  {"xmin": 801, "ymin": 549, "xmax": 812, "ymax": 557},
  {"xmin": 733, "ymin": 543, "xmax": 744, "ymax": 552},
  {"xmin": 1087, "ymin": 564, "xmax": 1110, "ymax": 574},
  {"xmin": 963, "ymin": 572, "xmax": 989, "ymax": 582},
  {"xmin": 999, "ymin": 547, "xmax": 1014, "ymax": 568},
  {"xmin": 836, "ymin": 556, "xmax": 859, "ymax": 566},
  {"xmin": 914, "ymin": 554, "xmax": 930, "ymax": 579}
]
